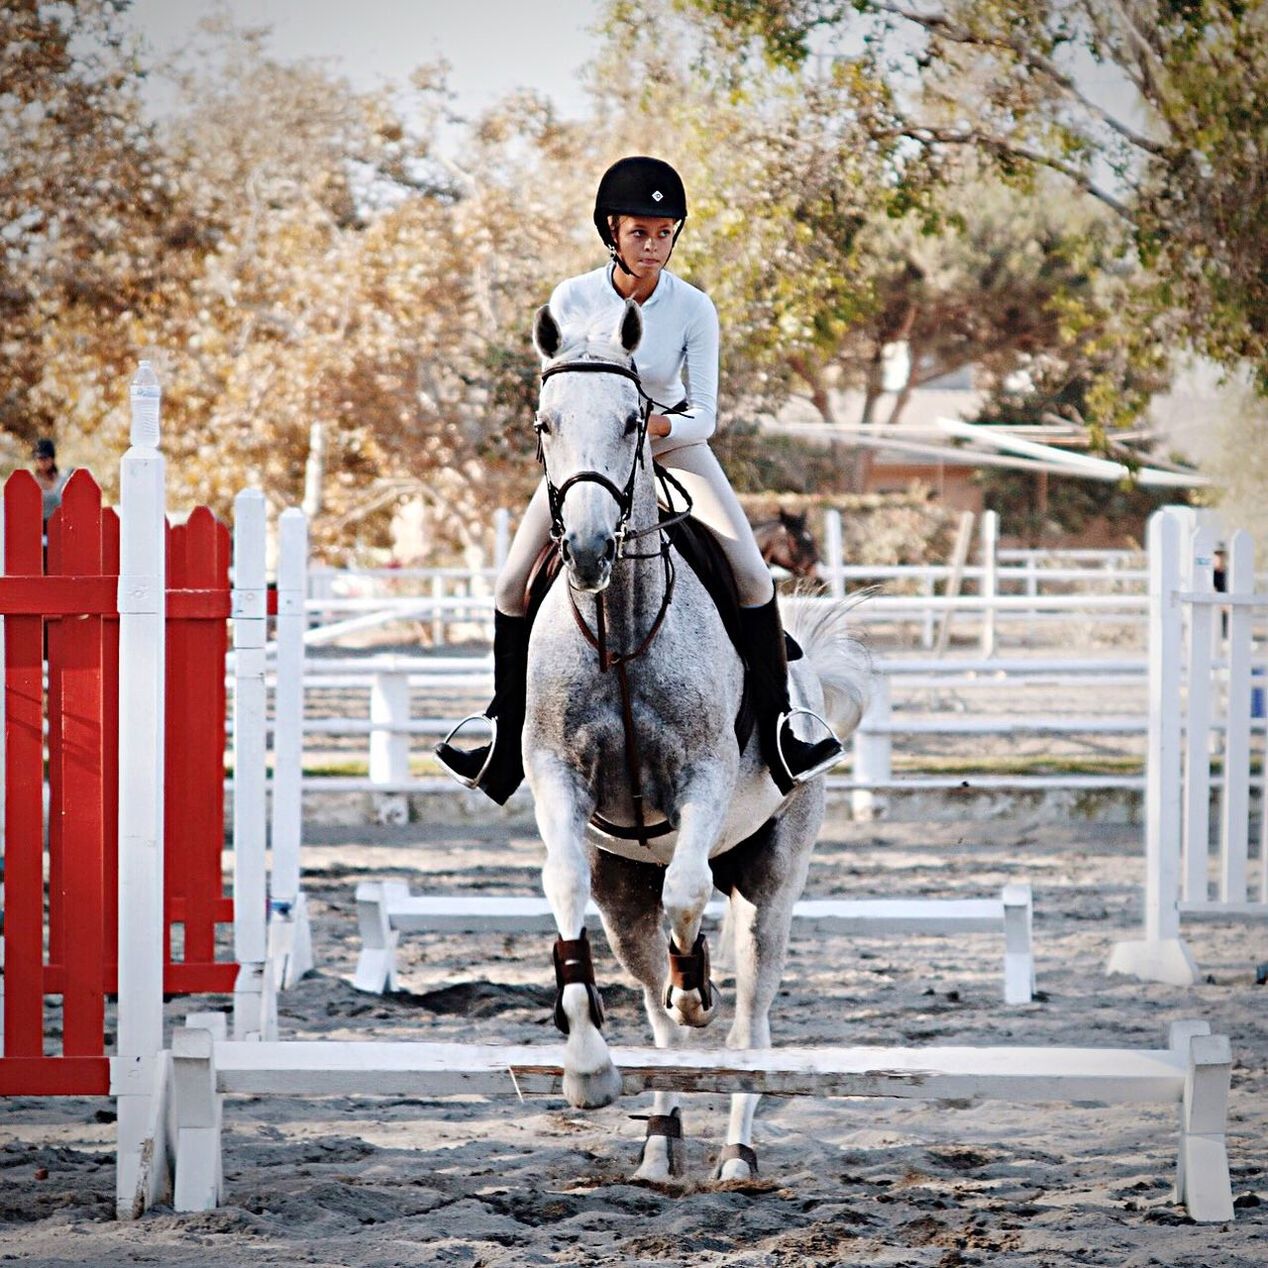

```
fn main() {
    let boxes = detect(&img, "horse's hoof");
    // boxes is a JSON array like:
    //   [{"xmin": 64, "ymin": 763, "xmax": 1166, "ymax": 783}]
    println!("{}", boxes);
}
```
[
  {"xmin": 562, "ymin": 1059, "xmax": 623, "ymax": 1109},
  {"xmin": 634, "ymin": 1110, "xmax": 685, "ymax": 1181},
  {"xmin": 666, "ymin": 984, "xmax": 719, "ymax": 1028},
  {"xmin": 715, "ymin": 1142, "xmax": 758, "ymax": 1181}
]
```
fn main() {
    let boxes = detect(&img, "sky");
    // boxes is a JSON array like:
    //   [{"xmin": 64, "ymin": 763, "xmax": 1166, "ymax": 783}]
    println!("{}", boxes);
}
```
[{"xmin": 121, "ymin": 0, "xmax": 605, "ymax": 121}]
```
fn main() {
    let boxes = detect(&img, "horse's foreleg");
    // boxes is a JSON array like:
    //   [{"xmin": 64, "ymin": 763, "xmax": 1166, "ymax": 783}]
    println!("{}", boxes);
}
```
[
  {"xmin": 531, "ymin": 763, "xmax": 621, "ymax": 1109},
  {"xmin": 661, "ymin": 785, "xmax": 729, "ymax": 1028},
  {"xmin": 588, "ymin": 849, "xmax": 689, "ymax": 1180}
]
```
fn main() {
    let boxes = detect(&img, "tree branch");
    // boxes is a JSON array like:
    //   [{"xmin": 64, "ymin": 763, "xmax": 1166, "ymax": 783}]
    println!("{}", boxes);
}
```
[
  {"xmin": 871, "ymin": 1, "xmax": 1168, "ymax": 156},
  {"xmin": 883, "ymin": 124, "xmax": 1136, "ymax": 220}
]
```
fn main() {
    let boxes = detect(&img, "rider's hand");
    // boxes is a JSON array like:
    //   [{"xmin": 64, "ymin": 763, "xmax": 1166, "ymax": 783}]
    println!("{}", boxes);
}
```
[{"xmin": 648, "ymin": 414, "xmax": 672, "ymax": 438}]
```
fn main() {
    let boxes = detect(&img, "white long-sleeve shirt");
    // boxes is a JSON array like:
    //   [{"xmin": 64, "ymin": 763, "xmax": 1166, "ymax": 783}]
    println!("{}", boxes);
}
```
[{"xmin": 547, "ymin": 264, "xmax": 719, "ymax": 456}]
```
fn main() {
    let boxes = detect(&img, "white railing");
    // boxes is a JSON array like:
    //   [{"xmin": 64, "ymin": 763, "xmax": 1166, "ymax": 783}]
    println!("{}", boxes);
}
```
[{"xmin": 1109, "ymin": 507, "xmax": 1268, "ymax": 987}]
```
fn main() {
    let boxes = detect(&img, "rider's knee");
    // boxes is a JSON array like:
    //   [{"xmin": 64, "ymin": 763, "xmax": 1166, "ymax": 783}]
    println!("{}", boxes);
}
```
[
  {"xmin": 494, "ymin": 569, "xmax": 529, "ymax": 617},
  {"xmin": 735, "ymin": 567, "xmax": 775, "ymax": 609}
]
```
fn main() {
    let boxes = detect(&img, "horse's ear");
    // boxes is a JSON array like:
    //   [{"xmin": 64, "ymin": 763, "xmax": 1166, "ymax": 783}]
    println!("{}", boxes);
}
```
[
  {"xmin": 534, "ymin": 305, "xmax": 562, "ymax": 359},
  {"xmin": 618, "ymin": 299, "xmax": 642, "ymax": 355}
]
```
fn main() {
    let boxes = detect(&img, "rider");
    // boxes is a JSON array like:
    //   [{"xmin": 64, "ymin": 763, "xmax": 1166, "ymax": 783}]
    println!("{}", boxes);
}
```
[{"xmin": 436, "ymin": 155, "xmax": 844, "ymax": 802}]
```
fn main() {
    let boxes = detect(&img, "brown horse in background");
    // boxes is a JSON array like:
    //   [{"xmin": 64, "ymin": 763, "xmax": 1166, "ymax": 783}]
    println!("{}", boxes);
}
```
[{"xmin": 753, "ymin": 509, "xmax": 821, "ymax": 581}]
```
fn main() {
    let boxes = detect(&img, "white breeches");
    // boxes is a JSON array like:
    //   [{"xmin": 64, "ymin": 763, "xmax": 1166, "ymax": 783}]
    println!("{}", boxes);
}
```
[{"xmin": 494, "ymin": 443, "xmax": 775, "ymax": 614}]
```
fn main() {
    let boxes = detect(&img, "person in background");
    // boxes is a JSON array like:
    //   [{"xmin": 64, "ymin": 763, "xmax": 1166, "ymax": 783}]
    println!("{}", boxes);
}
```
[{"xmin": 32, "ymin": 438, "xmax": 70, "ymax": 523}]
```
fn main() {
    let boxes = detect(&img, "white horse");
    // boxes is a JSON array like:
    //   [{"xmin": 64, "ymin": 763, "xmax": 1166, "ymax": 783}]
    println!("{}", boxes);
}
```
[{"xmin": 526, "ymin": 298, "xmax": 870, "ymax": 1180}]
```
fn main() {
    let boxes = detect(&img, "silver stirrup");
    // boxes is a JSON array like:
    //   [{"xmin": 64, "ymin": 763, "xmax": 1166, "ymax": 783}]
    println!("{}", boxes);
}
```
[
  {"xmin": 775, "ymin": 706, "xmax": 842, "ymax": 787},
  {"xmin": 436, "ymin": 714, "xmax": 497, "ymax": 789}
]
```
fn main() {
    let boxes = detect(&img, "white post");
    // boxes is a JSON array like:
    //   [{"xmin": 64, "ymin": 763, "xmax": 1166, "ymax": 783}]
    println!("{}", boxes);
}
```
[
  {"xmin": 1108, "ymin": 509, "xmax": 1198, "ymax": 984},
  {"xmin": 822, "ymin": 508, "xmax": 845, "ymax": 600},
  {"xmin": 113, "ymin": 370, "xmax": 171, "ymax": 1217},
  {"xmin": 301, "ymin": 420, "xmax": 324, "ymax": 518},
  {"xmin": 934, "ymin": 511, "xmax": 975, "ymax": 658},
  {"xmin": 493, "ymin": 506, "xmax": 511, "ymax": 572},
  {"xmin": 370, "ymin": 670, "xmax": 411, "ymax": 824},
  {"xmin": 920, "ymin": 574, "xmax": 934, "ymax": 650},
  {"xmin": 266, "ymin": 508, "xmax": 313, "ymax": 988},
  {"xmin": 1219, "ymin": 530, "xmax": 1254, "ymax": 903},
  {"xmin": 850, "ymin": 676, "xmax": 891, "ymax": 821},
  {"xmin": 431, "ymin": 573, "xmax": 445, "ymax": 646},
  {"xmin": 978, "ymin": 510, "xmax": 998, "ymax": 658},
  {"xmin": 232, "ymin": 489, "xmax": 272, "ymax": 1039},
  {"xmin": 1182, "ymin": 527, "xmax": 1217, "ymax": 904}
]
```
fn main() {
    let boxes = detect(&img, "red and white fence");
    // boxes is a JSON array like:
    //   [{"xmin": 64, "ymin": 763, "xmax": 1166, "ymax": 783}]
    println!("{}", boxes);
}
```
[{"xmin": 1110, "ymin": 506, "xmax": 1267, "ymax": 984}]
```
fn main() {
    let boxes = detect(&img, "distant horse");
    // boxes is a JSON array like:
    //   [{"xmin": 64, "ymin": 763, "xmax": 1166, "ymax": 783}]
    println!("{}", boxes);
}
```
[
  {"xmin": 523, "ymin": 297, "xmax": 870, "ymax": 1181},
  {"xmin": 753, "ymin": 509, "xmax": 820, "ymax": 581}
]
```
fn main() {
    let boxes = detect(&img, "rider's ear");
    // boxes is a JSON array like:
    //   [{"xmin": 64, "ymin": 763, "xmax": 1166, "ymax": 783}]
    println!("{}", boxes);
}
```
[
  {"xmin": 618, "ymin": 299, "xmax": 642, "ymax": 355},
  {"xmin": 534, "ymin": 305, "xmax": 562, "ymax": 358}
]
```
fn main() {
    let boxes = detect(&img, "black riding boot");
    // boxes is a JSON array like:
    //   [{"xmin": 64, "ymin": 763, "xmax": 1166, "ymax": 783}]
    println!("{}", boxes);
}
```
[
  {"xmin": 434, "ymin": 610, "xmax": 529, "ymax": 805},
  {"xmin": 739, "ymin": 596, "xmax": 844, "ymax": 795}
]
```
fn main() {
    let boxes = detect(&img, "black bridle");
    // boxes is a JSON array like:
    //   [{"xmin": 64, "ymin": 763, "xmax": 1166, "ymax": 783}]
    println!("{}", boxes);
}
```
[{"xmin": 536, "ymin": 359, "xmax": 693, "ymax": 560}]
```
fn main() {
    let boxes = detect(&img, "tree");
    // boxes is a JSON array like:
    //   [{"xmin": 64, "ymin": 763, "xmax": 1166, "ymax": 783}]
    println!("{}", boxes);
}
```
[
  {"xmin": 684, "ymin": 1, "xmax": 1268, "ymax": 389},
  {"xmin": 0, "ymin": 0, "xmax": 202, "ymax": 471}
]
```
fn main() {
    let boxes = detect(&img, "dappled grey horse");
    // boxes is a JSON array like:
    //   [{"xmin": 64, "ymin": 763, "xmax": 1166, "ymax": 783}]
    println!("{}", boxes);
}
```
[{"xmin": 526, "ymin": 298, "xmax": 870, "ymax": 1180}]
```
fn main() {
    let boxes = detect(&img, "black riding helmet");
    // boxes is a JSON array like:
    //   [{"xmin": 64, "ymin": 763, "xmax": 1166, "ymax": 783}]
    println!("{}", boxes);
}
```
[{"xmin": 593, "ymin": 156, "xmax": 687, "ymax": 274}]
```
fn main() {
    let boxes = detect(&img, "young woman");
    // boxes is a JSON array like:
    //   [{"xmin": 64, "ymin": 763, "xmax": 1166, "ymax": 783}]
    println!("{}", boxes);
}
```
[{"xmin": 436, "ymin": 156, "xmax": 844, "ymax": 801}]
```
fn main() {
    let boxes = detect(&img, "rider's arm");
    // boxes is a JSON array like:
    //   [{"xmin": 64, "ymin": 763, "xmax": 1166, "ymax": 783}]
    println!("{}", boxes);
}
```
[{"xmin": 658, "ymin": 291, "xmax": 719, "ymax": 445}]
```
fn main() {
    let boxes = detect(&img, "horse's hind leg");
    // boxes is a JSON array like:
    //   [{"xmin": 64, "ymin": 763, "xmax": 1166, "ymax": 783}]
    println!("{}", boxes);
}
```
[
  {"xmin": 590, "ymin": 847, "xmax": 688, "ymax": 1181},
  {"xmin": 532, "ymin": 761, "xmax": 622, "ymax": 1109},
  {"xmin": 718, "ymin": 793, "xmax": 819, "ymax": 1181}
]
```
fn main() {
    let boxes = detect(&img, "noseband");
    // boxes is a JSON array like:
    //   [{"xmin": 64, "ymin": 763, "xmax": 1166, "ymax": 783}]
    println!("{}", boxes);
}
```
[{"xmin": 536, "ymin": 359, "xmax": 691, "ymax": 558}]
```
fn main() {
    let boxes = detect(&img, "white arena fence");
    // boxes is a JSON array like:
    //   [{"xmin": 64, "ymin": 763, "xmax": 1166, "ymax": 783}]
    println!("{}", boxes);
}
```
[
  {"xmin": 1110, "ymin": 507, "xmax": 1268, "ymax": 986},
  {"xmin": 303, "ymin": 508, "xmax": 1154, "ymax": 656}
]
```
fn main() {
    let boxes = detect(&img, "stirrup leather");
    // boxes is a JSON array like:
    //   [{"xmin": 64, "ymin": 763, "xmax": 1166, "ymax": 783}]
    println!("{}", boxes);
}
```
[
  {"xmin": 774, "ymin": 706, "xmax": 842, "ymax": 787},
  {"xmin": 436, "ymin": 713, "xmax": 497, "ymax": 789}
]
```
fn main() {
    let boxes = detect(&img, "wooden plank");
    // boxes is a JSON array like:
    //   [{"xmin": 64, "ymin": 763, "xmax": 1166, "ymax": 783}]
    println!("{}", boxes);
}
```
[
  {"xmin": 210, "ymin": 1041, "xmax": 1187, "ymax": 1104},
  {"xmin": 3, "ymin": 472, "xmax": 48, "ymax": 1058},
  {"xmin": 166, "ymin": 509, "xmax": 232, "ymax": 985},
  {"xmin": 52, "ymin": 472, "xmax": 108, "ymax": 1058},
  {"xmin": 377, "ymin": 893, "xmax": 1007, "ymax": 937}
]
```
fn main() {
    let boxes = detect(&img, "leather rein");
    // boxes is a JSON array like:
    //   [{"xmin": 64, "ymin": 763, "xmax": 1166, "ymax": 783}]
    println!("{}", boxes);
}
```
[{"xmin": 536, "ymin": 357, "xmax": 694, "ymax": 848}]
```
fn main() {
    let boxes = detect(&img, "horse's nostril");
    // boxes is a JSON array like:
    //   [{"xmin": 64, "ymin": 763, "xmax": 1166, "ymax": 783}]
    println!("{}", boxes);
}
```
[{"xmin": 603, "ymin": 538, "xmax": 617, "ymax": 563}]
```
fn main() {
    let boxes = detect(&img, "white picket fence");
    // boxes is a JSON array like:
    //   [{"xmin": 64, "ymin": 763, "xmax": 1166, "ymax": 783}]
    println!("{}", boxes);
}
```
[{"xmin": 1110, "ymin": 507, "xmax": 1267, "ymax": 985}]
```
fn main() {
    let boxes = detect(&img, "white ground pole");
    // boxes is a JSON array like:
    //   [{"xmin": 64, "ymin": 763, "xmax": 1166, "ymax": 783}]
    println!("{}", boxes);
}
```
[
  {"xmin": 352, "ymin": 883, "xmax": 1035, "ymax": 1004},
  {"xmin": 231, "ymin": 489, "xmax": 277, "ymax": 1040},
  {"xmin": 110, "ymin": 394, "xmax": 174, "ymax": 1217},
  {"xmin": 266, "ymin": 507, "xmax": 313, "ymax": 988},
  {"xmin": 1108, "ymin": 509, "xmax": 1199, "ymax": 985},
  {"xmin": 169, "ymin": 1019, "xmax": 1230, "ymax": 1221}
]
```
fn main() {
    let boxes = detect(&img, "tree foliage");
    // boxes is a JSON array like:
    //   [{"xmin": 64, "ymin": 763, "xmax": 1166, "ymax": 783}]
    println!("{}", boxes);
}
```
[{"xmin": 685, "ymin": 0, "xmax": 1268, "ymax": 388}]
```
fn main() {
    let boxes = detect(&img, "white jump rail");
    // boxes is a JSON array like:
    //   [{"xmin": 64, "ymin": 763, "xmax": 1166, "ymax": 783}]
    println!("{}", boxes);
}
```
[
  {"xmin": 169, "ymin": 1017, "xmax": 1233, "ymax": 1222},
  {"xmin": 1110, "ymin": 508, "xmax": 1268, "ymax": 986},
  {"xmin": 352, "ymin": 882, "xmax": 1035, "ymax": 1004}
]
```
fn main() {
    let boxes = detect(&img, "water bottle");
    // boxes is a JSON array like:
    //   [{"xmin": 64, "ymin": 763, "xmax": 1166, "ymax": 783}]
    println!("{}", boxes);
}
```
[{"xmin": 129, "ymin": 360, "xmax": 161, "ymax": 447}]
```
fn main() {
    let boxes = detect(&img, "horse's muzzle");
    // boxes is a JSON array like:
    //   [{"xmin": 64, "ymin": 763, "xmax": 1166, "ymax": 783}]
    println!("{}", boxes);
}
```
[{"xmin": 564, "ymin": 530, "xmax": 616, "ymax": 593}]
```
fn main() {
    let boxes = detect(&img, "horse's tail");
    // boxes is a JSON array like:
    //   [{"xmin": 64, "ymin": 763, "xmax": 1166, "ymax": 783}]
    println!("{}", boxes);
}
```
[{"xmin": 782, "ymin": 592, "xmax": 873, "ymax": 739}]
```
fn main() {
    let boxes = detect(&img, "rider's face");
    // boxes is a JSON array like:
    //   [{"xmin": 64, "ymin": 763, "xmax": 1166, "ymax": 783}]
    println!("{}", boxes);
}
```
[{"xmin": 611, "ymin": 216, "xmax": 676, "ymax": 278}]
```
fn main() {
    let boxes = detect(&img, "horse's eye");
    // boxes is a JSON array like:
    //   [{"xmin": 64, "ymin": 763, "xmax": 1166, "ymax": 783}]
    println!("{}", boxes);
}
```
[
  {"xmin": 535, "ymin": 414, "xmax": 552, "ymax": 436},
  {"xmin": 623, "ymin": 412, "xmax": 639, "ymax": 436}
]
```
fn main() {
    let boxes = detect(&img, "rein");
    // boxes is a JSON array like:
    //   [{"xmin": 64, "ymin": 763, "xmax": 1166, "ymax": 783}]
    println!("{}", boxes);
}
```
[{"xmin": 537, "ymin": 357, "xmax": 694, "ymax": 848}]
